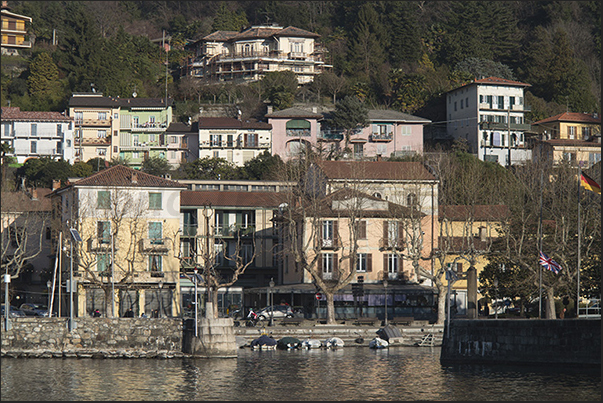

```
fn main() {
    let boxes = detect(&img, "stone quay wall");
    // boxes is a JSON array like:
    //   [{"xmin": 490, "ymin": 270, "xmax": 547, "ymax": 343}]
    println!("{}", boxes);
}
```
[
  {"xmin": 440, "ymin": 318, "xmax": 601, "ymax": 367},
  {"xmin": 1, "ymin": 317, "xmax": 184, "ymax": 358}
]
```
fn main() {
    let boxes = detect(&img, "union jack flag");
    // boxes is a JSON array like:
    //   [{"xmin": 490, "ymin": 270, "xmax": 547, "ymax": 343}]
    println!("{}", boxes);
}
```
[{"xmin": 539, "ymin": 251, "xmax": 562, "ymax": 274}]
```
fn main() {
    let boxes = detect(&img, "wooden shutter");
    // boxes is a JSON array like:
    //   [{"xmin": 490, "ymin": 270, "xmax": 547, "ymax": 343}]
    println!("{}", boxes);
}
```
[
  {"xmin": 383, "ymin": 221, "xmax": 388, "ymax": 242},
  {"xmin": 333, "ymin": 253, "xmax": 339, "ymax": 279},
  {"xmin": 397, "ymin": 221, "xmax": 404, "ymax": 247},
  {"xmin": 359, "ymin": 220, "xmax": 367, "ymax": 239},
  {"xmin": 366, "ymin": 254, "xmax": 372, "ymax": 272},
  {"xmin": 383, "ymin": 254, "xmax": 388, "ymax": 275},
  {"xmin": 397, "ymin": 254, "xmax": 403, "ymax": 273},
  {"xmin": 333, "ymin": 220, "xmax": 339, "ymax": 248},
  {"xmin": 457, "ymin": 262, "xmax": 463, "ymax": 273}
]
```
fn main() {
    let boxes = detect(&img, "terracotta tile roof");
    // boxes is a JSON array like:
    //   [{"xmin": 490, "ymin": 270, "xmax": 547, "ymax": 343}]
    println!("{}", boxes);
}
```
[
  {"xmin": 472, "ymin": 76, "xmax": 531, "ymax": 87},
  {"xmin": 66, "ymin": 165, "xmax": 186, "ymax": 189},
  {"xmin": 1, "ymin": 188, "xmax": 53, "ymax": 212},
  {"xmin": 1, "ymin": 107, "xmax": 72, "ymax": 122},
  {"xmin": 203, "ymin": 30, "xmax": 239, "ymax": 41},
  {"xmin": 180, "ymin": 190, "xmax": 286, "ymax": 208},
  {"xmin": 315, "ymin": 160, "xmax": 436, "ymax": 181},
  {"xmin": 439, "ymin": 205, "xmax": 510, "ymax": 221},
  {"xmin": 544, "ymin": 139, "xmax": 601, "ymax": 147},
  {"xmin": 533, "ymin": 112, "xmax": 601, "ymax": 125},
  {"xmin": 166, "ymin": 122, "xmax": 196, "ymax": 133},
  {"xmin": 198, "ymin": 117, "xmax": 272, "ymax": 130},
  {"xmin": 276, "ymin": 26, "xmax": 320, "ymax": 38},
  {"xmin": 367, "ymin": 109, "xmax": 431, "ymax": 123}
]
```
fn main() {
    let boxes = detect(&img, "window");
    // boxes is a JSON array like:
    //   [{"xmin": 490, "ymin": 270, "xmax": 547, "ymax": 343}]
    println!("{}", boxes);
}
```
[
  {"xmin": 75, "ymin": 112, "xmax": 83, "ymax": 124},
  {"xmin": 114, "ymin": 113, "xmax": 119, "ymax": 120},
  {"xmin": 383, "ymin": 221, "xmax": 403, "ymax": 248},
  {"xmin": 582, "ymin": 127, "xmax": 591, "ymax": 138},
  {"xmin": 465, "ymin": 97, "xmax": 469, "ymax": 107},
  {"xmin": 97, "ymin": 190, "xmax": 110, "ymax": 209},
  {"xmin": 132, "ymin": 151, "xmax": 139, "ymax": 159},
  {"xmin": 169, "ymin": 150, "xmax": 176, "ymax": 159},
  {"xmin": 98, "ymin": 253, "xmax": 110, "ymax": 272},
  {"xmin": 97, "ymin": 130, "xmax": 107, "ymax": 138},
  {"xmin": 133, "ymin": 116, "xmax": 139, "ymax": 127},
  {"xmin": 401, "ymin": 126, "xmax": 411, "ymax": 135},
  {"xmin": 56, "ymin": 124, "xmax": 62, "ymax": 136},
  {"xmin": 568, "ymin": 126, "xmax": 576, "ymax": 139},
  {"xmin": 148, "ymin": 222, "xmax": 163, "ymax": 244},
  {"xmin": 353, "ymin": 143, "xmax": 363, "ymax": 157},
  {"xmin": 30, "ymin": 141, "xmax": 37, "ymax": 153},
  {"xmin": 460, "ymin": 99, "xmax": 463, "ymax": 109},
  {"xmin": 509, "ymin": 97, "xmax": 515, "ymax": 108},
  {"xmin": 244, "ymin": 133, "xmax": 258, "ymax": 147},
  {"xmin": 242, "ymin": 243, "xmax": 254, "ymax": 266},
  {"xmin": 97, "ymin": 221, "xmax": 111, "ymax": 244},
  {"xmin": 497, "ymin": 96, "xmax": 504, "ymax": 109},
  {"xmin": 31, "ymin": 124, "xmax": 37, "ymax": 136},
  {"xmin": 149, "ymin": 133, "xmax": 155, "ymax": 142},
  {"xmin": 67, "ymin": 139, "xmax": 71, "ymax": 147},
  {"xmin": 450, "ymin": 262, "xmax": 463, "ymax": 273},
  {"xmin": 213, "ymin": 151, "xmax": 220, "ymax": 158},
  {"xmin": 486, "ymin": 95, "xmax": 493, "ymax": 106},
  {"xmin": 149, "ymin": 192, "xmax": 162, "ymax": 210},
  {"xmin": 210, "ymin": 134, "xmax": 222, "ymax": 147},
  {"xmin": 98, "ymin": 112, "xmax": 107, "ymax": 120},
  {"xmin": 386, "ymin": 253, "xmax": 399, "ymax": 275},
  {"xmin": 322, "ymin": 220, "xmax": 337, "ymax": 248},
  {"xmin": 356, "ymin": 253, "xmax": 372, "ymax": 272},
  {"xmin": 322, "ymin": 253, "xmax": 337, "ymax": 277},
  {"xmin": 454, "ymin": 101, "xmax": 457, "ymax": 111},
  {"xmin": 170, "ymin": 136, "xmax": 178, "ymax": 144},
  {"xmin": 149, "ymin": 255, "xmax": 162, "ymax": 272},
  {"xmin": 97, "ymin": 148, "xmax": 106, "ymax": 156},
  {"xmin": 149, "ymin": 116, "xmax": 155, "ymax": 124}
]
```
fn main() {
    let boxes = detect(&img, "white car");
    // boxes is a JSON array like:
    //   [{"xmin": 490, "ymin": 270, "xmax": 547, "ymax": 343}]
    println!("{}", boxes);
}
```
[{"xmin": 256, "ymin": 305, "xmax": 294, "ymax": 320}]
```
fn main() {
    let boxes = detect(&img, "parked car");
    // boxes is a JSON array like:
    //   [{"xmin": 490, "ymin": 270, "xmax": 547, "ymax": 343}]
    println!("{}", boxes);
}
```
[
  {"xmin": 19, "ymin": 303, "xmax": 50, "ymax": 317},
  {"xmin": 1, "ymin": 304, "xmax": 26, "ymax": 318},
  {"xmin": 256, "ymin": 305, "xmax": 294, "ymax": 320}
]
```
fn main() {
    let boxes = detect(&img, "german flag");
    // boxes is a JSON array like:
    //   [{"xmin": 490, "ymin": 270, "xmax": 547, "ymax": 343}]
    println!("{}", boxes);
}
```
[{"xmin": 580, "ymin": 172, "xmax": 601, "ymax": 194}]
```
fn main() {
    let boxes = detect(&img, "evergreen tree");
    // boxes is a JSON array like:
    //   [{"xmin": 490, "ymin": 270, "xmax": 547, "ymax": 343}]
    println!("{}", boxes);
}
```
[
  {"xmin": 26, "ymin": 52, "xmax": 63, "ymax": 110},
  {"xmin": 212, "ymin": 3, "xmax": 248, "ymax": 32}
]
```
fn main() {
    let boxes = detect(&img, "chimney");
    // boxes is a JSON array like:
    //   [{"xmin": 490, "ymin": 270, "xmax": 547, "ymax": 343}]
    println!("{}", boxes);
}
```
[
  {"xmin": 312, "ymin": 106, "xmax": 318, "ymax": 114},
  {"xmin": 376, "ymin": 155, "xmax": 382, "ymax": 161},
  {"xmin": 31, "ymin": 188, "xmax": 38, "ymax": 200},
  {"xmin": 52, "ymin": 180, "xmax": 61, "ymax": 190},
  {"xmin": 267, "ymin": 105, "xmax": 273, "ymax": 114},
  {"xmin": 132, "ymin": 171, "xmax": 138, "ymax": 184}
]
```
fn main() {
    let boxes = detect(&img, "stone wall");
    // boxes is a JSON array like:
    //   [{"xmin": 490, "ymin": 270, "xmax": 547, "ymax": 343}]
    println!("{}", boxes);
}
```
[
  {"xmin": 1, "ymin": 317, "xmax": 184, "ymax": 358},
  {"xmin": 440, "ymin": 319, "xmax": 601, "ymax": 367}
]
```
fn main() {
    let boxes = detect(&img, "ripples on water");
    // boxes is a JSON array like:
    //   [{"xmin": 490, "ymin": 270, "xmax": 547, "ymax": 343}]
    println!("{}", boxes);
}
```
[{"xmin": 1, "ymin": 347, "xmax": 600, "ymax": 401}]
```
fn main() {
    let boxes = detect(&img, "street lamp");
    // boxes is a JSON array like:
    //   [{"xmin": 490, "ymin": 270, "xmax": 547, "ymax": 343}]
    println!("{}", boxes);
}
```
[
  {"xmin": 269, "ymin": 277, "xmax": 275, "ymax": 327},
  {"xmin": 193, "ymin": 268, "xmax": 198, "ymax": 337},
  {"xmin": 383, "ymin": 278, "xmax": 388, "ymax": 326},
  {"xmin": 158, "ymin": 281, "xmax": 163, "ymax": 318},
  {"xmin": 47, "ymin": 281, "xmax": 52, "ymax": 317},
  {"xmin": 493, "ymin": 278, "xmax": 499, "ymax": 319}
]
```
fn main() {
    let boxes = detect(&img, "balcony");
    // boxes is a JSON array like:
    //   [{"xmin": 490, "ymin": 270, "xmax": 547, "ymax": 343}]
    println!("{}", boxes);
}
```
[
  {"xmin": 74, "ymin": 119, "xmax": 112, "ymax": 127},
  {"xmin": 321, "ymin": 238, "xmax": 339, "ymax": 249},
  {"xmin": 318, "ymin": 130, "xmax": 344, "ymax": 141},
  {"xmin": 479, "ymin": 122, "xmax": 531, "ymax": 131},
  {"xmin": 140, "ymin": 238, "xmax": 170, "ymax": 254},
  {"xmin": 181, "ymin": 225, "xmax": 198, "ymax": 237},
  {"xmin": 127, "ymin": 122, "xmax": 168, "ymax": 132},
  {"xmin": 215, "ymin": 224, "xmax": 255, "ymax": 238},
  {"xmin": 379, "ymin": 238, "xmax": 403, "ymax": 250},
  {"xmin": 88, "ymin": 238, "xmax": 119, "ymax": 252},
  {"xmin": 370, "ymin": 132, "xmax": 393, "ymax": 142}
]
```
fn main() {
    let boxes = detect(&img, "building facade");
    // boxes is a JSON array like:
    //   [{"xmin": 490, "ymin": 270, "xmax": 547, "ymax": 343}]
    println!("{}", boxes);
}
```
[
  {"xmin": 530, "ymin": 112, "xmax": 601, "ymax": 168},
  {"xmin": 186, "ymin": 24, "xmax": 330, "ymax": 84},
  {"xmin": 1, "ymin": 107, "xmax": 75, "ymax": 164},
  {"xmin": 446, "ymin": 77, "xmax": 532, "ymax": 166},
  {"xmin": 197, "ymin": 117, "xmax": 272, "ymax": 166},
  {"xmin": 1, "ymin": 1, "xmax": 31, "ymax": 56},
  {"xmin": 48, "ymin": 165, "xmax": 187, "ymax": 318}
]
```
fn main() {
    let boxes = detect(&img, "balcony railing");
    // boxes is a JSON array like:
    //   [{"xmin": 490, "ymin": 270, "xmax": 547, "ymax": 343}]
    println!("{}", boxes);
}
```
[
  {"xmin": 479, "ymin": 122, "xmax": 531, "ymax": 131},
  {"xmin": 370, "ymin": 133, "xmax": 393, "ymax": 142},
  {"xmin": 321, "ymin": 238, "xmax": 339, "ymax": 249},
  {"xmin": 379, "ymin": 238, "xmax": 404, "ymax": 250},
  {"xmin": 181, "ymin": 225, "xmax": 197, "ymax": 237},
  {"xmin": 215, "ymin": 224, "xmax": 256, "ymax": 237},
  {"xmin": 140, "ymin": 238, "xmax": 170, "ymax": 254},
  {"xmin": 318, "ymin": 130, "xmax": 344, "ymax": 141},
  {"xmin": 74, "ymin": 119, "xmax": 111, "ymax": 127},
  {"xmin": 88, "ymin": 238, "xmax": 119, "ymax": 252}
]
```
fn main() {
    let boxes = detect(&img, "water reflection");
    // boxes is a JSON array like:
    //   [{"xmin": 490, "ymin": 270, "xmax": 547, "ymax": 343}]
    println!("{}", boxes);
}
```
[{"xmin": 1, "ymin": 347, "xmax": 600, "ymax": 401}]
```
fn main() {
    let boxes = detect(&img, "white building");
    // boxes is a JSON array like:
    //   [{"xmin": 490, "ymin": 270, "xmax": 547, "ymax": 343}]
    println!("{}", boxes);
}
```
[
  {"xmin": 1, "ymin": 107, "xmax": 75, "ymax": 164},
  {"xmin": 446, "ymin": 77, "xmax": 532, "ymax": 166},
  {"xmin": 186, "ymin": 24, "xmax": 331, "ymax": 84},
  {"xmin": 198, "ymin": 117, "xmax": 272, "ymax": 166}
]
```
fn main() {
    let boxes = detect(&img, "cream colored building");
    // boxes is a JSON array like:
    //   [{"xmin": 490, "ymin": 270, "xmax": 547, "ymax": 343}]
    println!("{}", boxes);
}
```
[{"xmin": 49, "ymin": 165, "xmax": 187, "ymax": 318}]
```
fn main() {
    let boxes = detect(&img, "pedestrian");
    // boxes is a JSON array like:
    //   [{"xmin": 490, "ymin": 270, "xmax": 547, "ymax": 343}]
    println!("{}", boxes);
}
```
[
  {"xmin": 93, "ymin": 309, "xmax": 101, "ymax": 317},
  {"xmin": 560, "ymin": 308, "xmax": 566, "ymax": 319}
]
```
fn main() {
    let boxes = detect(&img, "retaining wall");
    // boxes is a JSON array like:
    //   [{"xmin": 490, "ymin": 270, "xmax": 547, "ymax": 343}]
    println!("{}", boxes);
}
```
[
  {"xmin": 1, "ymin": 317, "xmax": 184, "ymax": 358},
  {"xmin": 440, "ymin": 318, "xmax": 601, "ymax": 367}
]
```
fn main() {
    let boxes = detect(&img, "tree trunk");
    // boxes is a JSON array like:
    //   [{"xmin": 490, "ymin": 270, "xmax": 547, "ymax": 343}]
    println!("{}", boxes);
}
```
[
  {"xmin": 436, "ymin": 283, "xmax": 446, "ymax": 325},
  {"xmin": 325, "ymin": 292, "xmax": 336, "ymax": 324},
  {"xmin": 545, "ymin": 287, "xmax": 556, "ymax": 319},
  {"xmin": 206, "ymin": 287, "xmax": 219, "ymax": 319}
]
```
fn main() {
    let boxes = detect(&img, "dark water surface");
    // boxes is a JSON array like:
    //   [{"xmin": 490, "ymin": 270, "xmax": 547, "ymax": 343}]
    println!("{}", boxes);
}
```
[{"xmin": 1, "ymin": 347, "xmax": 600, "ymax": 401}]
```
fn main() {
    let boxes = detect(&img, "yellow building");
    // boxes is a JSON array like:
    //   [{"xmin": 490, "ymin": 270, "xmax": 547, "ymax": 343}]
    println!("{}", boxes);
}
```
[
  {"xmin": 531, "ymin": 112, "xmax": 601, "ymax": 168},
  {"xmin": 437, "ymin": 205, "xmax": 510, "ymax": 316},
  {"xmin": 49, "ymin": 165, "xmax": 187, "ymax": 318},
  {"xmin": 1, "ymin": 1, "xmax": 32, "ymax": 56}
]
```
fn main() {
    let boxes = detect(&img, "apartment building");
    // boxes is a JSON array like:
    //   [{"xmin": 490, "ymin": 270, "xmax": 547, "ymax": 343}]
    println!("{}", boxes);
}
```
[
  {"xmin": 1, "ymin": 1, "xmax": 31, "ymax": 56},
  {"xmin": 48, "ymin": 165, "xmax": 187, "ymax": 318},
  {"xmin": 197, "ymin": 117, "xmax": 272, "ymax": 166},
  {"xmin": 186, "ymin": 24, "xmax": 330, "ymax": 84},
  {"xmin": 68, "ymin": 93, "xmax": 174, "ymax": 167},
  {"xmin": 531, "ymin": 112, "xmax": 601, "ymax": 168},
  {"xmin": 1, "ymin": 107, "xmax": 75, "ymax": 164},
  {"xmin": 446, "ymin": 77, "xmax": 532, "ymax": 166}
]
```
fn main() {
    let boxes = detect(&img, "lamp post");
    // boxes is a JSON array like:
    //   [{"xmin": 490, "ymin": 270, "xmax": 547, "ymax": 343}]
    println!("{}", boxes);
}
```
[
  {"xmin": 158, "ymin": 281, "xmax": 163, "ymax": 318},
  {"xmin": 269, "ymin": 277, "xmax": 275, "ymax": 327},
  {"xmin": 68, "ymin": 227, "xmax": 82, "ymax": 331},
  {"xmin": 3, "ymin": 272, "xmax": 11, "ymax": 330},
  {"xmin": 383, "ymin": 278, "xmax": 388, "ymax": 326},
  {"xmin": 493, "ymin": 278, "xmax": 499, "ymax": 319},
  {"xmin": 47, "ymin": 281, "xmax": 52, "ymax": 317},
  {"xmin": 193, "ymin": 268, "xmax": 198, "ymax": 337}
]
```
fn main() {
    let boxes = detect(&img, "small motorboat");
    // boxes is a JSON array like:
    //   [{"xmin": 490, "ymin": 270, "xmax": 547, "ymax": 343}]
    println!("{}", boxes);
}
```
[
  {"xmin": 323, "ymin": 337, "xmax": 345, "ymax": 349},
  {"xmin": 301, "ymin": 338, "xmax": 322, "ymax": 349},
  {"xmin": 277, "ymin": 336, "xmax": 302, "ymax": 350},
  {"xmin": 369, "ymin": 337, "xmax": 389, "ymax": 349},
  {"xmin": 250, "ymin": 335, "xmax": 278, "ymax": 350}
]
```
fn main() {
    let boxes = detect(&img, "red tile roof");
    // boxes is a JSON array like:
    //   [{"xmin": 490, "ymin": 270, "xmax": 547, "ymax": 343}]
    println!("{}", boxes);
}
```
[
  {"xmin": 472, "ymin": 76, "xmax": 531, "ymax": 87},
  {"xmin": 180, "ymin": 190, "xmax": 286, "ymax": 208},
  {"xmin": 315, "ymin": 160, "xmax": 436, "ymax": 181},
  {"xmin": 1, "ymin": 188, "xmax": 53, "ymax": 212},
  {"xmin": 67, "ymin": 165, "xmax": 186, "ymax": 189},
  {"xmin": 439, "ymin": 205, "xmax": 510, "ymax": 221},
  {"xmin": 533, "ymin": 112, "xmax": 601, "ymax": 125},
  {"xmin": 1, "ymin": 107, "xmax": 72, "ymax": 122}
]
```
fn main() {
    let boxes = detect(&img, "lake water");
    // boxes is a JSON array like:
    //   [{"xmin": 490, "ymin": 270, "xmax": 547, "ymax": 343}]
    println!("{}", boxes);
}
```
[{"xmin": 1, "ymin": 347, "xmax": 600, "ymax": 401}]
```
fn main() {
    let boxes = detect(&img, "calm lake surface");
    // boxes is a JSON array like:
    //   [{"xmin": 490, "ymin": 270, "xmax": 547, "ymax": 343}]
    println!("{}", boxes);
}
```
[{"xmin": 1, "ymin": 347, "xmax": 600, "ymax": 401}]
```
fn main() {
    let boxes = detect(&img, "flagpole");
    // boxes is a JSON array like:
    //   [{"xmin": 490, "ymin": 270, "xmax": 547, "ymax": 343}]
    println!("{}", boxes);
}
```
[
  {"xmin": 577, "ymin": 166, "xmax": 581, "ymax": 318},
  {"xmin": 538, "ymin": 162, "xmax": 544, "ymax": 319}
]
